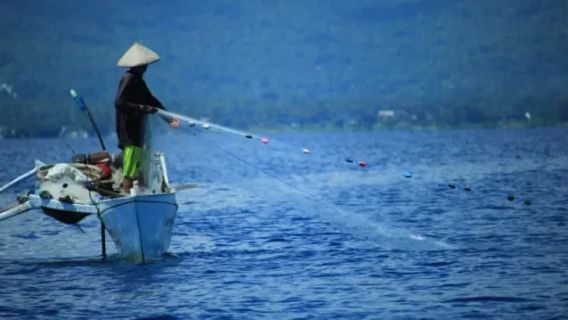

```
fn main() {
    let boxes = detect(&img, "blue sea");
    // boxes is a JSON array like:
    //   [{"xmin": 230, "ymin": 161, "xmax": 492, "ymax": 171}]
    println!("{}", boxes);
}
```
[{"xmin": 0, "ymin": 127, "xmax": 567, "ymax": 319}]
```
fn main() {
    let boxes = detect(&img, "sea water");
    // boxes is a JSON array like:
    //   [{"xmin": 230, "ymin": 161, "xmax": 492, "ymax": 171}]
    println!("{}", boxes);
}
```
[{"xmin": 0, "ymin": 128, "xmax": 567, "ymax": 319}]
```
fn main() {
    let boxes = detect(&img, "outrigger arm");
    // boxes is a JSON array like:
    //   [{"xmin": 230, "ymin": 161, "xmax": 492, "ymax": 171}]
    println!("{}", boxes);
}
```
[
  {"xmin": 0, "ymin": 160, "xmax": 45, "ymax": 194},
  {"xmin": 0, "ymin": 201, "xmax": 34, "ymax": 222},
  {"xmin": 0, "ymin": 194, "xmax": 98, "ymax": 223},
  {"xmin": 0, "ymin": 160, "xmax": 47, "ymax": 222}
]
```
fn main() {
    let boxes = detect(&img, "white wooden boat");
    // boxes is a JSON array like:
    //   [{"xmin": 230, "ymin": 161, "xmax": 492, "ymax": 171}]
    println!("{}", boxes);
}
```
[
  {"xmin": 97, "ymin": 191, "xmax": 177, "ymax": 263},
  {"xmin": 0, "ymin": 90, "xmax": 195, "ymax": 263},
  {"xmin": 0, "ymin": 151, "xmax": 179, "ymax": 263}
]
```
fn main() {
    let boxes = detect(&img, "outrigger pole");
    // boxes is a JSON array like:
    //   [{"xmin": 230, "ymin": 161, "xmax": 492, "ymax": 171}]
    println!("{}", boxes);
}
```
[
  {"xmin": 69, "ymin": 89, "xmax": 107, "ymax": 258},
  {"xmin": 0, "ymin": 160, "xmax": 44, "ymax": 194}
]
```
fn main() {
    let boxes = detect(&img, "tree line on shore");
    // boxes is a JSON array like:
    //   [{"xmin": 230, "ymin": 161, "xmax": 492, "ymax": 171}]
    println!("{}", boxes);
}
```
[{"xmin": 1, "ymin": 0, "xmax": 567, "ymax": 137}]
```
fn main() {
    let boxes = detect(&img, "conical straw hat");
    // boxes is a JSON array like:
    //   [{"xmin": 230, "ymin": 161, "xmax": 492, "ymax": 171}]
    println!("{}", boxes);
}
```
[{"xmin": 117, "ymin": 42, "xmax": 160, "ymax": 67}]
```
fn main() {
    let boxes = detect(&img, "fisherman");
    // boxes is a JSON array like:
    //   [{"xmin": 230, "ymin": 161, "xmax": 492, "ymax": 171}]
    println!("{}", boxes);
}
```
[{"xmin": 115, "ymin": 42, "xmax": 180, "ymax": 193}]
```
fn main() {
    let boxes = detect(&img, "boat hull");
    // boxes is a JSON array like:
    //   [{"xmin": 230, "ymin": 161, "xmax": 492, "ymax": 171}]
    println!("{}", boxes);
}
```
[{"xmin": 98, "ymin": 192, "xmax": 178, "ymax": 263}]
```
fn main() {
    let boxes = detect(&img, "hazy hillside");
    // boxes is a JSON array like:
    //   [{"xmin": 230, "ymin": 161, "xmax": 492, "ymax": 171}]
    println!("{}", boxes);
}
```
[{"xmin": 1, "ymin": 0, "xmax": 568, "ymax": 137}]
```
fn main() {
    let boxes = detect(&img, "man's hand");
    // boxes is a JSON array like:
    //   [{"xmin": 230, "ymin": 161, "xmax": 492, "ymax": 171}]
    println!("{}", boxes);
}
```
[{"xmin": 169, "ymin": 118, "xmax": 180, "ymax": 128}]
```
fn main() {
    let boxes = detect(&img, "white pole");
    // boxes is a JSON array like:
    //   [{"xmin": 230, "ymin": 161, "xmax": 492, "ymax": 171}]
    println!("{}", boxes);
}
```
[
  {"xmin": 0, "ymin": 168, "xmax": 37, "ymax": 193},
  {"xmin": 155, "ymin": 109, "xmax": 260, "ymax": 139},
  {"xmin": 0, "ymin": 160, "xmax": 44, "ymax": 194},
  {"xmin": 0, "ymin": 201, "xmax": 34, "ymax": 222},
  {"xmin": 0, "ymin": 160, "xmax": 45, "ymax": 192}
]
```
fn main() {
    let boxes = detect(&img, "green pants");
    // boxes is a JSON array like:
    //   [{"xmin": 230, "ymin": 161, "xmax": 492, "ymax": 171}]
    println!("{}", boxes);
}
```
[{"xmin": 123, "ymin": 145, "xmax": 142, "ymax": 178}]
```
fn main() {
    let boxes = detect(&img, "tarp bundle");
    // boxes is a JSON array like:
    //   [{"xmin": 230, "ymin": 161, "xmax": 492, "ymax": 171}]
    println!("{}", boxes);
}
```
[{"xmin": 37, "ymin": 164, "xmax": 103, "ymax": 182}]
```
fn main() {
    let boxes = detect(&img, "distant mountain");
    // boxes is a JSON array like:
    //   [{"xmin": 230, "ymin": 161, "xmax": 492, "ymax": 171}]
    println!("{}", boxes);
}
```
[{"xmin": 1, "ymin": 0, "xmax": 567, "ymax": 136}]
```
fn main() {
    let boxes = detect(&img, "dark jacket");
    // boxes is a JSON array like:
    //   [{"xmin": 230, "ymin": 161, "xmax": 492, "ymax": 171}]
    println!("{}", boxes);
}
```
[{"xmin": 114, "ymin": 70, "xmax": 164, "ymax": 149}]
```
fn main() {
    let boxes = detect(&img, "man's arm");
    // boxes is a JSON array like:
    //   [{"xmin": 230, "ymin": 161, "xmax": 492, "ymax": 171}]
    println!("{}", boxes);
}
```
[
  {"xmin": 144, "ymin": 84, "xmax": 179, "ymax": 127},
  {"xmin": 115, "ymin": 74, "xmax": 154, "ymax": 114}
]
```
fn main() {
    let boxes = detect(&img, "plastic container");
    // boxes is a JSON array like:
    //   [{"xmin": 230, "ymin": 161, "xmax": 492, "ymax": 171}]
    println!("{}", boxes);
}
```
[{"xmin": 131, "ymin": 180, "xmax": 139, "ymax": 196}]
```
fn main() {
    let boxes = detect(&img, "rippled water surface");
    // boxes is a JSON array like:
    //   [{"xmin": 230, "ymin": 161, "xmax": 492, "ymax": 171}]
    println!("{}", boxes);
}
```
[{"xmin": 1, "ymin": 128, "xmax": 567, "ymax": 319}]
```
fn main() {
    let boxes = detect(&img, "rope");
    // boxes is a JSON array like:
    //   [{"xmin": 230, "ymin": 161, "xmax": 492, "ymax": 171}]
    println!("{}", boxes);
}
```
[{"xmin": 88, "ymin": 189, "xmax": 106, "ymax": 259}]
